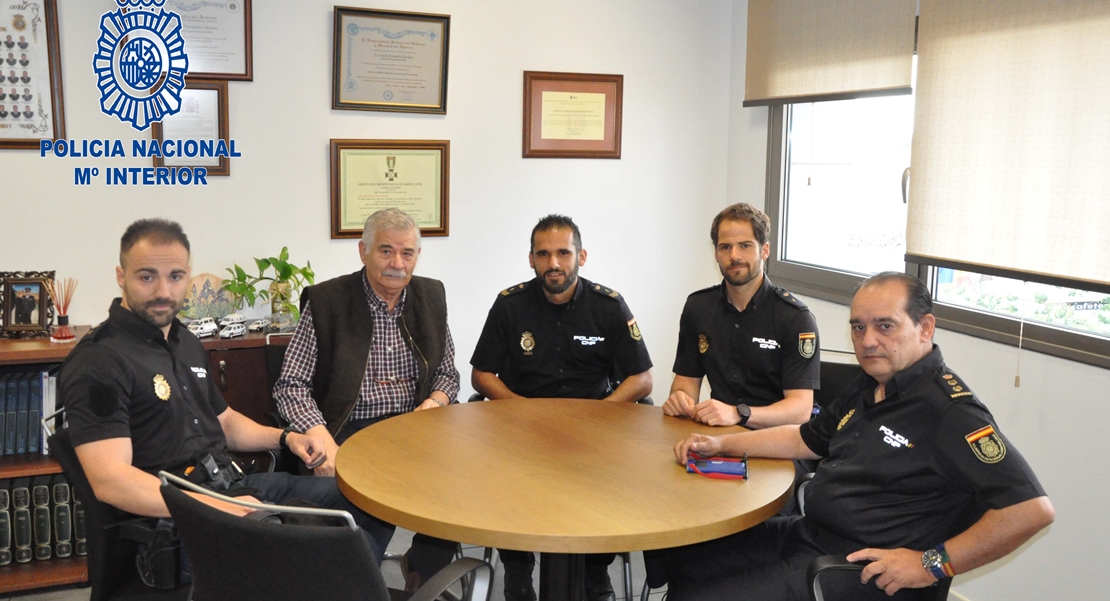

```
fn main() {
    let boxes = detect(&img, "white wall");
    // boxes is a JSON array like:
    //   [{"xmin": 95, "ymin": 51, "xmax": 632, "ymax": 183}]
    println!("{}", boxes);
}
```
[{"xmin": 0, "ymin": 0, "xmax": 739, "ymax": 401}]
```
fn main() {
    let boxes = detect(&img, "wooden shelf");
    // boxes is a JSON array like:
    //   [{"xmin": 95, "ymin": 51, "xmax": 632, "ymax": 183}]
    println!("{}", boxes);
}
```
[
  {"xmin": 0, "ymin": 327, "xmax": 90, "ymax": 366},
  {"xmin": 0, "ymin": 555, "xmax": 88, "ymax": 593},
  {"xmin": 0, "ymin": 454, "xmax": 61, "ymax": 479}
]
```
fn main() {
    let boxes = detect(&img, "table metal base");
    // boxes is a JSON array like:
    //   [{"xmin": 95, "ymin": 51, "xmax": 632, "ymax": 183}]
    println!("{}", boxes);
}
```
[{"xmin": 539, "ymin": 553, "xmax": 585, "ymax": 601}]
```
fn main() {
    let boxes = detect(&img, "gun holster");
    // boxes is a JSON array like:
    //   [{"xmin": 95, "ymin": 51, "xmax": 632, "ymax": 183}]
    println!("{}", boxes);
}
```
[{"xmin": 121, "ymin": 518, "xmax": 191, "ymax": 590}]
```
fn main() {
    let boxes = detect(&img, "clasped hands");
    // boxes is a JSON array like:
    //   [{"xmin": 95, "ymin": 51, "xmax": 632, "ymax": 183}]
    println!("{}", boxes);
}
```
[{"xmin": 663, "ymin": 391, "xmax": 741, "ymax": 426}]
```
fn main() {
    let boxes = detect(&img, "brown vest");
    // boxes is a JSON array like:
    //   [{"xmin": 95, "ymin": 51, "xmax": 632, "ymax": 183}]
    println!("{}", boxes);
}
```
[{"xmin": 300, "ymin": 270, "xmax": 448, "ymax": 435}]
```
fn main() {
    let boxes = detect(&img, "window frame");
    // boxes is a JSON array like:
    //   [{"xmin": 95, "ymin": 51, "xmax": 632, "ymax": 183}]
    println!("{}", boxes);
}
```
[{"xmin": 763, "ymin": 103, "xmax": 1110, "ymax": 370}]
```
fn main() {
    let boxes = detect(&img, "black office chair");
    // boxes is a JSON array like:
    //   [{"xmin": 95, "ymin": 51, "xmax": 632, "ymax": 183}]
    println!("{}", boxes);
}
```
[
  {"xmin": 159, "ymin": 472, "xmax": 491, "ymax": 601},
  {"xmin": 46, "ymin": 416, "xmax": 191, "ymax": 601},
  {"xmin": 806, "ymin": 555, "xmax": 951, "ymax": 601}
]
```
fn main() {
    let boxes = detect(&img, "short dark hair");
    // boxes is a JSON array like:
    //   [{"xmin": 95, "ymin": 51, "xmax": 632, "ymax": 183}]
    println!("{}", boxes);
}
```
[
  {"xmin": 856, "ymin": 271, "xmax": 933, "ymax": 324},
  {"xmin": 120, "ymin": 219, "xmax": 190, "ymax": 266},
  {"xmin": 710, "ymin": 203, "xmax": 770, "ymax": 246},
  {"xmin": 530, "ymin": 214, "xmax": 582, "ymax": 253}
]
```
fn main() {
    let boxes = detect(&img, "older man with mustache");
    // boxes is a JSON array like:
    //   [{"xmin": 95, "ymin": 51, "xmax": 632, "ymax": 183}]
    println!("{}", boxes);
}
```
[{"xmin": 274, "ymin": 207, "xmax": 461, "ymax": 591}]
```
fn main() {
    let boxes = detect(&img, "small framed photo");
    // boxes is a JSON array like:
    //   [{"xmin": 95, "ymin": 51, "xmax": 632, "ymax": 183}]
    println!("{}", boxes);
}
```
[
  {"xmin": 167, "ymin": 0, "xmax": 253, "ymax": 80},
  {"xmin": 1, "ymin": 272, "xmax": 54, "ymax": 338},
  {"xmin": 151, "ymin": 78, "xmax": 230, "ymax": 176},
  {"xmin": 0, "ymin": 0, "xmax": 66, "ymax": 149},
  {"xmin": 523, "ymin": 71, "xmax": 623, "ymax": 159},
  {"xmin": 332, "ymin": 7, "xmax": 450, "ymax": 114},
  {"xmin": 330, "ymin": 139, "xmax": 450, "ymax": 238}
]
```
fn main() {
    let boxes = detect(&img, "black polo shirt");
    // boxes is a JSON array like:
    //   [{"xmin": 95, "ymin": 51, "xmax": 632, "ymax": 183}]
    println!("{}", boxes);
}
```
[
  {"xmin": 471, "ymin": 277, "xmax": 653, "ymax": 399},
  {"xmin": 672, "ymin": 276, "xmax": 820, "ymax": 406},
  {"xmin": 59, "ymin": 299, "xmax": 229, "ymax": 475},
  {"xmin": 798, "ymin": 346, "xmax": 1045, "ymax": 552}
]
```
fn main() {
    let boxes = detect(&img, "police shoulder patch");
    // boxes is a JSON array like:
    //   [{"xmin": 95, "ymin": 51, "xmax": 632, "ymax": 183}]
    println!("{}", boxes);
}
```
[
  {"xmin": 500, "ymin": 281, "xmax": 531, "ymax": 297},
  {"xmin": 937, "ymin": 371, "xmax": 975, "ymax": 400},
  {"xmin": 588, "ymin": 282, "xmax": 622, "ymax": 300},
  {"xmin": 965, "ymin": 424, "xmax": 1006, "ymax": 463}
]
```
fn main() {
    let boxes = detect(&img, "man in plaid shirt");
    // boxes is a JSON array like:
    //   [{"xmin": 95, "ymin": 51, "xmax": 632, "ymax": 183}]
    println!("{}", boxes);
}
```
[{"xmin": 274, "ymin": 208, "xmax": 460, "ymax": 589}]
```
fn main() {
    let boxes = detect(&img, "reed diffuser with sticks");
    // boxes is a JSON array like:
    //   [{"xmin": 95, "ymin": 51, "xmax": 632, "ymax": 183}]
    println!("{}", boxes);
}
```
[{"xmin": 46, "ymin": 277, "xmax": 78, "ymax": 343}]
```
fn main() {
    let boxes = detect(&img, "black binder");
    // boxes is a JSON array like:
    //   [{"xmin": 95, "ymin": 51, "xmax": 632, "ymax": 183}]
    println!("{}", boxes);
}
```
[
  {"xmin": 15, "ymin": 375, "xmax": 29, "ymax": 455},
  {"xmin": 12, "ymin": 477, "xmax": 31, "ymax": 563},
  {"xmin": 52, "ymin": 475, "xmax": 72, "ymax": 558},
  {"xmin": 0, "ymin": 479, "xmax": 11, "ymax": 565},
  {"xmin": 32, "ymin": 475, "xmax": 52, "ymax": 560},
  {"xmin": 0, "ymin": 374, "xmax": 9, "ymax": 456},
  {"xmin": 73, "ymin": 490, "xmax": 87, "ymax": 556},
  {"xmin": 3, "ymin": 374, "xmax": 15, "ymax": 455}
]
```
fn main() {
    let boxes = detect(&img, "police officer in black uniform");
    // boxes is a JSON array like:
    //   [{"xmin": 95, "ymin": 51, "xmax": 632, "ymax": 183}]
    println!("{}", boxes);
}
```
[
  {"xmin": 59, "ymin": 219, "xmax": 396, "ymax": 563},
  {"xmin": 664, "ymin": 203, "xmax": 819, "ymax": 430},
  {"xmin": 471, "ymin": 214, "xmax": 653, "ymax": 601},
  {"xmin": 666, "ymin": 273, "xmax": 1054, "ymax": 601}
]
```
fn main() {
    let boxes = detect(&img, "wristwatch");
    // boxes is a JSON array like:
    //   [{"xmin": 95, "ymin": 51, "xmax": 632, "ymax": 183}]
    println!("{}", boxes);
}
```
[
  {"xmin": 921, "ymin": 544, "xmax": 954, "ymax": 580},
  {"xmin": 278, "ymin": 426, "xmax": 296, "ymax": 451},
  {"xmin": 736, "ymin": 404, "xmax": 752, "ymax": 426}
]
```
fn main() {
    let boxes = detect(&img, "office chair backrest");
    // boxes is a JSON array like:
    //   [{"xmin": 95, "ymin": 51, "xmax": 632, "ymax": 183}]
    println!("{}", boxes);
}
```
[
  {"xmin": 49, "ymin": 427, "xmax": 185, "ymax": 601},
  {"xmin": 160, "ymin": 481, "xmax": 391, "ymax": 601},
  {"xmin": 813, "ymin": 360, "xmax": 864, "ymax": 411},
  {"xmin": 264, "ymin": 333, "xmax": 293, "ymax": 392}
]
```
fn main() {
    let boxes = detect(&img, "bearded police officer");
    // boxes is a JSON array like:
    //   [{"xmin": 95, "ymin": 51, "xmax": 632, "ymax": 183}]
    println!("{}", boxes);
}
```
[
  {"xmin": 663, "ymin": 203, "xmax": 820, "ymax": 429},
  {"xmin": 471, "ymin": 214, "xmax": 653, "ymax": 601},
  {"xmin": 664, "ymin": 272, "xmax": 1054, "ymax": 601}
]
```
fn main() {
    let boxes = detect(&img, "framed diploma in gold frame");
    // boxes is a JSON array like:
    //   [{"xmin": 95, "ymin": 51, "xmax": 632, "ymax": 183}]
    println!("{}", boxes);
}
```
[
  {"xmin": 332, "ymin": 7, "xmax": 450, "ymax": 114},
  {"xmin": 523, "ymin": 71, "xmax": 622, "ymax": 159},
  {"xmin": 0, "ymin": 0, "xmax": 65, "ymax": 150},
  {"xmin": 151, "ymin": 78, "xmax": 230, "ymax": 176},
  {"xmin": 330, "ymin": 139, "xmax": 450, "ymax": 239},
  {"xmin": 168, "ymin": 0, "xmax": 253, "ymax": 80}
]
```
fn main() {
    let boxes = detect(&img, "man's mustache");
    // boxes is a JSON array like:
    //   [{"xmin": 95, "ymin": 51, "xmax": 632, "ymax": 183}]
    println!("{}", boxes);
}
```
[{"xmin": 382, "ymin": 268, "xmax": 408, "ymax": 278}]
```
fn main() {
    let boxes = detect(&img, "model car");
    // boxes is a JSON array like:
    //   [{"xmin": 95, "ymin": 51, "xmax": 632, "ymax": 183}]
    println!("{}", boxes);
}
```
[
  {"xmin": 220, "ymin": 323, "xmax": 247, "ymax": 339},
  {"xmin": 219, "ymin": 313, "xmax": 246, "ymax": 327},
  {"xmin": 188, "ymin": 319, "xmax": 218, "ymax": 338},
  {"xmin": 248, "ymin": 318, "xmax": 271, "ymax": 332}
]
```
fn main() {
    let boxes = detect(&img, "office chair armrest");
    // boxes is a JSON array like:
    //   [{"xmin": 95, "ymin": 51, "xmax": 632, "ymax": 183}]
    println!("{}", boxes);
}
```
[
  {"xmin": 408, "ymin": 557, "xmax": 492, "ymax": 601},
  {"xmin": 157, "ymin": 471, "xmax": 358, "ymax": 530},
  {"xmin": 806, "ymin": 555, "xmax": 866, "ymax": 601},
  {"xmin": 468, "ymin": 392, "xmax": 486, "ymax": 402}
]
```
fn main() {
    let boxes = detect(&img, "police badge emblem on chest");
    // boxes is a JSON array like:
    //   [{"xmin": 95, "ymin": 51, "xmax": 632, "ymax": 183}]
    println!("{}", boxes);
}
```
[
  {"xmin": 153, "ymin": 374, "xmax": 171, "ymax": 401},
  {"xmin": 521, "ymin": 332, "xmax": 536, "ymax": 355}
]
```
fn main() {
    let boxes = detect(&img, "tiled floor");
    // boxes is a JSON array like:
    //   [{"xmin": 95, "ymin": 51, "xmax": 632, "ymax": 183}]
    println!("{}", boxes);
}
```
[{"xmin": 3, "ymin": 527, "xmax": 668, "ymax": 601}]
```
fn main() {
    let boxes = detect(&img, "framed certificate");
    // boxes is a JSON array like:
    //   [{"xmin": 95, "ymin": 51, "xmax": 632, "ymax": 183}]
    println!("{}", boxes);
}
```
[
  {"xmin": 151, "ymin": 78, "xmax": 230, "ymax": 176},
  {"xmin": 523, "ymin": 71, "xmax": 623, "ymax": 159},
  {"xmin": 165, "ymin": 0, "xmax": 252, "ymax": 80},
  {"xmin": 330, "ymin": 139, "xmax": 450, "ymax": 238},
  {"xmin": 0, "ymin": 0, "xmax": 65, "ymax": 149},
  {"xmin": 332, "ymin": 7, "xmax": 450, "ymax": 114}
]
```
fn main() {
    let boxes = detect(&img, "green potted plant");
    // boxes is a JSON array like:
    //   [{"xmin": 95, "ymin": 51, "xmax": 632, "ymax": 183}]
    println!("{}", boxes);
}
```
[{"xmin": 221, "ymin": 247, "xmax": 315, "ymax": 331}]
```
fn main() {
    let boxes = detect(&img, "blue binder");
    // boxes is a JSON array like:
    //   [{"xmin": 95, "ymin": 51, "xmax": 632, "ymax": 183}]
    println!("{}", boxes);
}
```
[
  {"xmin": 15, "ymin": 375, "xmax": 29, "ymax": 455},
  {"xmin": 28, "ymin": 375, "xmax": 42, "ymax": 454}
]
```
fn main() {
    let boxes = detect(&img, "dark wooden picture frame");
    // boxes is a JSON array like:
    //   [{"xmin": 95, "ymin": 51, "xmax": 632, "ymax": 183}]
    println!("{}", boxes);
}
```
[
  {"xmin": 330, "ymin": 139, "xmax": 450, "ymax": 238},
  {"xmin": 151, "ymin": 78, "xmax": 230, "ymax": 176},
  {"xmin": 0, "ymin": 272, "xmax": 54, "ymax": 338},
  {"xmin": 0, "ymin": 0, "xmax": 65, "ymax": 149},
  {"xmin": 523, "ymin": 71, "xmax": 622, "ymax": 159},
  {"xmin": 176, "ymin": 0, "xmax": 253, "ymax": 80},
  {"xmin": 332, "ymin": 7, "xmax": 450, "ymax": 114}
]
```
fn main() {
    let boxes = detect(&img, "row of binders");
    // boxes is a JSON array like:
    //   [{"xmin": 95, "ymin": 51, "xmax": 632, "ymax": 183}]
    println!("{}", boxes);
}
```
[
  {"xmin": 0, "ymin": 369, "xmax": 58, "ymax": 456},
  {"xmin": 0, "ymin": 476, "xmax": 86, "ymax": 565}
]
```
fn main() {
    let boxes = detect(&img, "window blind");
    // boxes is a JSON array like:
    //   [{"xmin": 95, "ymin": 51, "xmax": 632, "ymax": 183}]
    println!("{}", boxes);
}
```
[
  {"xmin": 906, "ymin": 0, "xmax": 1110, "ymax": 292},
  {"xmin": 744, "ymin": 0, "xmax": 915, "ymax": 107}
]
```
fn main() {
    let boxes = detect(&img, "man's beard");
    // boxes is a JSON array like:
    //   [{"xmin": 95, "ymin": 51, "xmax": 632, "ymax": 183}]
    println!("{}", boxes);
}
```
[
  {"xmin": 538, "ymin": 265, "xmax": 579, "ymax": 295},
  {"xmin": 720, "ymin": 259, "xmax": 763, "ymax": 288},
  {"xmin": 127, "ymin": 294, "xmax": 182, "ymax": 329}
]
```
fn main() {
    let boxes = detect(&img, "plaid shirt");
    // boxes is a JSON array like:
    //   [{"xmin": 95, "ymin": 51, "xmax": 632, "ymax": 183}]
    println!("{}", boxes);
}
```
[{"xmin": 273, "ymin": 274, "xmax": 460, "ymax": 432}]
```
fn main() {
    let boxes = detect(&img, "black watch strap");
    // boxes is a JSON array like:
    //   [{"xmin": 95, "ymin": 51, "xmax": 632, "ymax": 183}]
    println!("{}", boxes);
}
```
[
  {"xmin": 736, "ymin": 404, "xmax": 752, "ymax": 426},
  {"xmin": 279, "ymin": 426, "xmax": 295, "ymax": 450}
]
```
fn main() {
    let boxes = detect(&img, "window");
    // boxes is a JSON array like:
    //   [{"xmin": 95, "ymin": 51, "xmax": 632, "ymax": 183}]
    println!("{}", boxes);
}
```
[{"xmin": 765, "ymin": 99, "xmax": 1110, "ymax": 368}]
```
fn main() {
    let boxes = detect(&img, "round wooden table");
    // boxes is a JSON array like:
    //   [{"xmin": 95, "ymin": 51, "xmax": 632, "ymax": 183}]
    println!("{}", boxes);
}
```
[{"xmin": 337, "ymin": 399, "xmax": 795, "ymax": 601}]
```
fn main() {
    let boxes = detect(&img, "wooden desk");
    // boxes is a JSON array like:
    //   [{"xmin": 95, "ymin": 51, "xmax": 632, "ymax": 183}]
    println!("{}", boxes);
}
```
[{"xmin": 337, "ymin": 399, "xmax": 794, "ymax": 600}]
